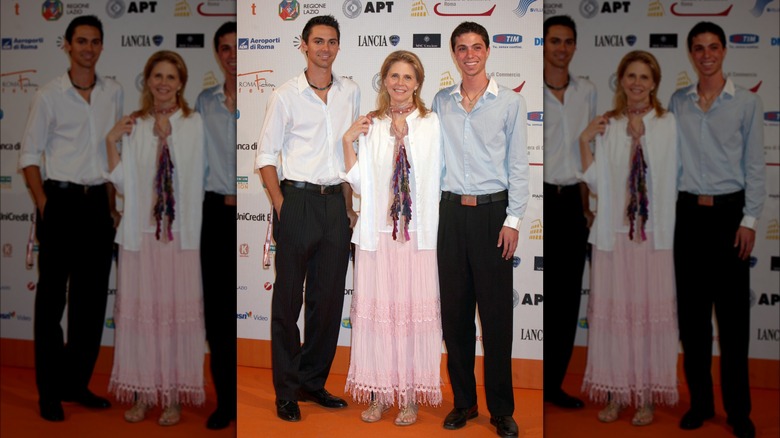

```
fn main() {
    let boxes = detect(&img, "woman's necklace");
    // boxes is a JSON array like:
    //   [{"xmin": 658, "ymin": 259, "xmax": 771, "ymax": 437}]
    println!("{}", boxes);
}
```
[
  {"xmin": 461, "ymin": 81, "xmax": 489, "ymax": 104},
  {"xmin": 544, "ymin": 75, "xmax": 569, "ymax": 91},
  {"xmin": 388, "ymin": 103, "xmax": 414, "ymax": 115},
  {"xmin": 307, "ymin": 74, "xmax": 333, "ymax": 91},
  {"xmin": 69, "ymin": 71, "xmax": 96, "ymax": 91},
  {"xmin": 153, "ymin": 105, "xmax": 179, "ymax": 116},
  {"xmin": 625, "ymin": 104, "xmax": 650, "ymax": 116}
]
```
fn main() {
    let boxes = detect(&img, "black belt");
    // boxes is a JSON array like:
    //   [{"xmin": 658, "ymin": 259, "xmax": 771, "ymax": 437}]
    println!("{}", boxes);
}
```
[
  {"xmin": 282, "ymin": 179, "xmax": 342, "ymax": 195},
  {"xmin": 544, "ymin": 182, "xmax": 580, "ymax": 195},
  {"xmin": 205, "ymin": 191, "xmax": 236, "ymax": 205},
  {"xmin": 678, "ymin": 190, "xmax": 744, "ymax": 207},
  {"xmin": 44, "ymin": 179, "xmax": 107, "ymax": 194},
  {"xmin": 442, "ymin": 190, "xmax": 508, "ymax": 206}
]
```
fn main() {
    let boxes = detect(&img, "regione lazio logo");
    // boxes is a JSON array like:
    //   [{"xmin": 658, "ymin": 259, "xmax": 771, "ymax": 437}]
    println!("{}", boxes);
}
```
[{"xmin": 279, "ymin": 0, "xmax": 300, "ymax": 20}]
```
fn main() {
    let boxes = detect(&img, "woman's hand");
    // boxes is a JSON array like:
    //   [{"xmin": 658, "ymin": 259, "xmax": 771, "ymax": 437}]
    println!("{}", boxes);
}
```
[
  {"xmin": 343, "ymin": 115, "xmax": 371, "ymax": 145},
  {"xmin": 107, "ymin": 115, "xmax": 135, "ymax": 144},
  {"xmin": 580, "ymin": 114, "xmax": 608, "ymax": 145}
]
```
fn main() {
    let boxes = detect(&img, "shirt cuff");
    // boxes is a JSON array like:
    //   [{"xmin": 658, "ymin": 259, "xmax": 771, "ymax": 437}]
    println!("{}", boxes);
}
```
[
  {"xmin": 503, "ymin": 215, "xmax": 521, "ymax": 231},
  {"xmin": 740, "ymin": 215, "xmax": 757, "ymax": 230}
]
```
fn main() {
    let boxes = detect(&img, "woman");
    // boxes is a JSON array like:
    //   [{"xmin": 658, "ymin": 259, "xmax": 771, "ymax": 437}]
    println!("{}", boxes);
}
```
[
  {"xmin": 578, "ymin": 50, "xmax": 679, "ymax": 426},
  {"xmin": 342, "ymin": 50, "xmax": 442, "ymax": 426},
  {"xmin": 105, "ymin": 50, "xmax": 206, "ymax": 426}
]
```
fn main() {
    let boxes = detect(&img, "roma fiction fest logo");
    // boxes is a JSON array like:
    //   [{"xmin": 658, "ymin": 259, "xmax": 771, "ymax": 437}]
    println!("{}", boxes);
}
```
[
  {"xmin": 433, "ymin": 1, "xmax": 496, "ymax": 17},
  {"xmin": 237, "ymin": 70, "xmax": 276, "ymax": 94},
  {"xmin": 669, "ymin": 1, "xmax": 733, "ymax": 17}
]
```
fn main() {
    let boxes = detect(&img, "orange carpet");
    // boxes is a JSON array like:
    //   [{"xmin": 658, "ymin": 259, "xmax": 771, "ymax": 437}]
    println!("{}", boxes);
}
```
[
  {"xmin": 238, "ymin": 366, "xmax": 543, "ymax": 438},
  {"xmin": 0, "ymin": 366, "xmax": 234, "ymax": 438},
  {"xmin": 544, "ymin": 372, "xmax": 780, "ymax": 438}
]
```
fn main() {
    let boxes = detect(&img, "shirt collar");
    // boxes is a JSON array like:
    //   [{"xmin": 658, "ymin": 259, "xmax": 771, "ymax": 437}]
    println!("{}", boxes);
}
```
[
  {"xmin": 297, "ymin": 69, "xmax": 341, "ymax": 94},
  {"xmin": 686, "ymin": 76, "xmax": 735, "ymax": 99},
  {"xmin": 449, "ymin": 77, "xmax": 498, "ymax": 99},
  {"xmin": 60, "ymin": 70, "xmax": 105, "ymax": 92}
]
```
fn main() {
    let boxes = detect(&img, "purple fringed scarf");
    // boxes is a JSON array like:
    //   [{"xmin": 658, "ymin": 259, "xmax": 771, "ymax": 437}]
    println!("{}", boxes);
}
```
[
  {"xmin": 626, "ymin": 117, "xmax": 648, "ymax": 242},
  {"xmin": 152, "ymin": 113, "xmax": 176, "ymax": 242},
  {"xmin": 389, "ymin": 121, "xmax": 412, "ymax": 242}
]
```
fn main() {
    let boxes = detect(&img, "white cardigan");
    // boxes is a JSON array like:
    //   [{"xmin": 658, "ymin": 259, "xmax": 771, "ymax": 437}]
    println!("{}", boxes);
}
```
[
  {"xmin": 344, "ymin": 109, "xmax": 442, "ymax": 251},
  {"xmin": 580, "ymin": 110, "xmax": 678, "ymax": 250},
  {"xmin": 109, "ymin": 110, "xmax": 205, "ymax": 251}
]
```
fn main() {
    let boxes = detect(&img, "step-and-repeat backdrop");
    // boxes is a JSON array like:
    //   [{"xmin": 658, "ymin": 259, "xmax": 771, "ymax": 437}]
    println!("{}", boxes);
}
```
[
  {"xmin": 546, "ymin": 1, "xmax": 779, "ymax": 361},
  {"xmin": 0, "ymin": 0, "xmax": 237, "ymax": 345},
  {"xmin": 236, "ymin": 0, "xmax": 545, "ymax": 362}
]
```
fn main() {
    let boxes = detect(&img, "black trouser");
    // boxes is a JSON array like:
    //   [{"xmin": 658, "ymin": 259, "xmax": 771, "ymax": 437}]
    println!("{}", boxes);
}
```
[
  {"xmin": 201, "ymin": 191, "xmax": 237, "ymax": 415},
  {"xmin": 34, "ymin": 180, "xmax": 114, "ymax": 403},
  {"xmin": 674, "ymin": 190, "xmax": 751, "ymax": 422},
  {"xmin": 271, "ymin": 183, "xmax": 350, "ymax": 400},
  {"xmin": 542, "ymin": 183, "xmax": 588, "ymax": 395},
  {"xmin": 437, "ymin": 194, "xmax": 514, "ymax": 416}
]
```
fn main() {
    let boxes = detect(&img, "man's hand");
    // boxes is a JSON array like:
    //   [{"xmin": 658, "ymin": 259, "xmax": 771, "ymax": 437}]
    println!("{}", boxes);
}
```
[
  {"xmin": 734, "ymin": 226, "xmax": 756, "ymax": 260},
  {"xmin": 497, "ymin": 226, "xmax": 519, "ymax": 260},
  {"xmin": 346, "ymin": 207, "xmax": 358, "ymax": 229}
]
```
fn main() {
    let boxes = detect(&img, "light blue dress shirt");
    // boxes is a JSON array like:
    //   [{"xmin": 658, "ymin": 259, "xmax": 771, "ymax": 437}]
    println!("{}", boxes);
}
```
[
  {"xmin": 669, "ymin": 78, "xmax": 765, "ymax": 228},
  {"xmin": 195, "ymin": 83, "xmax": 237, "ymax": 195},
  {"xmin": 432, "ymin": 78, "xmax": 529, "ymax": 229}
]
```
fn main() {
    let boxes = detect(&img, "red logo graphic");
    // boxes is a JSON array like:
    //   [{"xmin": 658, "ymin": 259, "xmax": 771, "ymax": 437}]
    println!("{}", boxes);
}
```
[
  {"xmin": 197, "ymin": 1, "xmax": 236, "ymax": 16},
  {"xmin": 513, "ymin": 81, "xmax": 526, "ymax": 93},
  {"xmin": 434, "ymin": 2, "xmax": 496, "ymax": 16},
  {"xmin": 670, "ymin": 3, "xmax": 733, "ymax": 16},
  {"xmin": 1, "ymin": 69, "xmax": 38, "ymax": 93},
  {"xmin": 750, "ymin": 81, "xmax": 762, "ymax": 93},
  {"xmin": 264, "ymin": 282, "xmax": 273, "ymax": 291}
]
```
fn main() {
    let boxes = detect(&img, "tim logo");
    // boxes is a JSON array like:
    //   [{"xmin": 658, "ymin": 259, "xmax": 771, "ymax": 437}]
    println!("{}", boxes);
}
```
[
  {"xmin": 528, "ymin": 111, "xmax": 543, "ymax": 122},
  {"xmin": 730, "ymin": 34, "xmax": 759, "ymax": 44},
  {"xmin": 239, "ymin": 243, "xmax": 249, "ymax": 257},
  {"xmin": 493, "ymin": 34, "xmax": 522, "ymax": 44},
  {"xmin": 513, "ymin": 0, "xmax": 537, "ymax": 17},
  {"xmin": 765, "ymin": 111, "xmax": 780, "ymax": 122}
]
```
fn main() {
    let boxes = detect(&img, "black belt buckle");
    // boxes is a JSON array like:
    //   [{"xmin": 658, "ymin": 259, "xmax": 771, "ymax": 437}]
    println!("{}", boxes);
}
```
[
  {"xmin": 461, "ymin": 195, "xmax": 477, "ymax": 206},
  {"xmin": 320, "ymin": 185, "xmax": 329, "ymax": 195}
]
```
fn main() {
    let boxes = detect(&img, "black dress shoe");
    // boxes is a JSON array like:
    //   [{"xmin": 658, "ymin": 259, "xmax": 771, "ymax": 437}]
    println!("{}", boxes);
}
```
[
  {"xmin": 62, "ymin": 390, "xmax": 111, "ymax": 409},
  {"xmin": 443, "ymin": 405, "xmax": 478, "ymax": 430},
  {"xmin": 297, "ymin": 388, "xmax": 347, "ymax": 408},
  {"xmin": 206, "ymin": 408, "xmax": 236, "ymax": 430},
  {"xmin": 544, "ymin": 390, "xmax": 585, "ymax": 409},
  {"xmin": 490, "ymin": 416, "xmax": 519, "ymax": 437},
  {"xmin": 39, "ymin": 400, "xmax": 65, "ymax": 422},
  {"xmin": 730, "ymin": 418, "xmax": 756, "ymax": 438},
  {"xmin": 275, "ymin": 400, "xmax": 301, "ymax": 422},
  {"xmin": 679, "ymin": 409, "xmax": 715, "ymax": 430}
]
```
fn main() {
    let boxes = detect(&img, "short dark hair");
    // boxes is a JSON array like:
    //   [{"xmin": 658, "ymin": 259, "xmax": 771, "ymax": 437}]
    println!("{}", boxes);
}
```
[
  {"xmin": 65, "ymin": 15, "xmax": 103, "ymax": 44},
  {"xmin": 302, "ymin": 14, "xmax": 340, "ymax": 44},
  {"xmin": 450, "ymin": 21, "xmax": 489, "ymax": 52},
  {"xmin": 544, "ymin": 15, "xmax": 577, "ymax": 42},
  {"xmin": 687, "ymin": 21, "xmax": 726, "ymax": 52},
  {"xmin": 213, "ymin": 21, "xmax": 237, "ymax": 52}
]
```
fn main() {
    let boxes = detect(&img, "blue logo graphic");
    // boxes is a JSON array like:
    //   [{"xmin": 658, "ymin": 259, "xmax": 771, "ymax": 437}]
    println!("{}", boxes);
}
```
[
  {"xmin": 1, "ymin": 39, "xmax": 11, "ymax": 50},
  {"xmin": 765, "ymin": 111, "xmax": 779, "ymax": 122},
  {"xmin": 626, "ymin": 35, "xmax": 637, "ymax": 46},
  {"xmin": 749, "ymin": 0, "xmax": 773, "ymax": 17},
  {"xmin": 528, "ymin": 111, "xmax": 543, "ymax": 122},
  {"xmin": 153, "ymin": 35, "xmax": 163, "ymax": 46},
  {"xmin": 730, "ymin": 34, "xmax": 759, "ymax": 44},
  {"xmin": 389, "ymin": 35, "xmax": 400, "ymax": 46},
  {"xmin": 493, "ymin": 34, "xmax": 522, "ymax": 44},
  {"xmin": 238, "ymin": 38, "xmax": 249, "ymax": 50},
  {"xmin": 514, "ymin": 0, "xmax": 538, "ymax": 17}
]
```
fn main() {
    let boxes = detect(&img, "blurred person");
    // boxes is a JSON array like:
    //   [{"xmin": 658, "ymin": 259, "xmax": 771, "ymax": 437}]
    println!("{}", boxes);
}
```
[
  {"xmin": 19, "ymin": 14, "xmax": 122, "ymax": 422},
  {"xmin": 579, "ymin": 50, "xmax": 679, "ymax": 427},
  {"xmin": 106, "ymin": 50, "xmax": 206, "ymax": 427}
]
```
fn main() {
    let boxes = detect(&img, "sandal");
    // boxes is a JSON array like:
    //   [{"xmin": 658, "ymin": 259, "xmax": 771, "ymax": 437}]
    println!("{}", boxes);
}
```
[
  {"xmin": 123, "ymin": 401, "xmax": 148, "ymax": 423},
  {"xmin": 597, "ymin": 400, "xmax": 623, "ymax": 423},
  {"xmin": 632, "ymin": 404, "xmax": 654, "ymax": 426},
  {"xmin": 158, "ymin": 404, "xmax": 181, "ymax": 426},
  {"xmin": 361, "ymin": 400, "xmax": 390, "ymax": 423},
  {"xmin": 394, "ymin": 403, "xmax": 418, "ymax": 426}
]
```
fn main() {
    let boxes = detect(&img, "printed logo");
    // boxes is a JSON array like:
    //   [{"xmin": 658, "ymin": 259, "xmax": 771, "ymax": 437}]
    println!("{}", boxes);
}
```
[
  {"xmin": 236, "ymin": 212, "xmax": 269, "ymax": 221},
  {"xmin": 750, "ymin": 0, "xmax": 774, "ymax": 17},
  {"xmin": 2, "ymin": 37, "xmax": 44, "ymax": 51},
  {"xmin": 0, "ymin": 311, "xmax": 32, "ymax": 321},
  {"xmin": 594, "ymin": 34, "xmax": 634, "ymax": 47},
  {"xmin": 527, "ymin": 111, "xmax": 543, "ymax": 122},
  {"xmin": 413, "ymin": 34, "xmax": 441, "ymax": 48},
  {"xmin": 197, "ymin": 0, "xmax": 236, "ymax": 16},
  {"xmin": 264, "ymin": 282, "xmax": 273, "ymax": 291},
  {"xmin": 42, "ymin": 0, "xmax": 64, "ymax": 21},
  {"xmin": 767, "ymin": 219, "xmax": 779, "ymax": 240},
  {"xmin": 174, "ymin": 0, "xmax": 192, "ymax": 16},
  {"xmin": 519, "ymin": 328, "xmax": 543, "ymax": 341},
  {"xmin": 439, "ymin": 71, "xmax": 456, "ymax": 89},
  {"xmin": 238, "ymin": 37, "xmax": 280, "ymax": 51},
  {"xmin": 0, "ymin": 176, "xmax": 12, "ymax": 189},
  {"xmin": 237, "ymin": 69, "xmax": 276, "ymax": 94},
  {"xmin": 650, "ymin": 33, "xmax": 677, "ymax": 48},
  {"xmin": 341, "ymin": 317, "xmax": 352, "ymax": 328},
  {"xmin": 578, "ymin": 317, "xmax": 588, "ymax": 329},
  {"xmin": 239, "ymin": 243, "xmax": 249, "ymax": 257},
  {"xmin": 372, "ymin": 72, "xmax": 381, "ymax": 92},
  {"xmin": 765, "ymin": 111, "xmax": 780, "ymax": 123},
  {"xmin": 757, "ymin": 293, "xmax": 779, "ymax": 306},
  {"xmin": 176, "ymin": 33, "xmax": 204, "ymax": 48},
  {"xmin": 670, "ymin": 2, "xmax": 733, "ymax": 16},
  {"xmin": 528, "ymin": 219, "xmax": 542, "ymax": 240},
  {"xmin": 65, "ymin": 2, "xmax": 91, "ymax": 15},
  {"xmin": 236, "ymin": 142, "xmax": 257, "ymax": 150},
  {"xmin": 106, "ymin": 0, "xmax": 125, "ymax": 18},
  {"xmin": 493, "ymin": 34, "xmax": 522, "ymax": 45},
  {"xmin": 534, "ymin": 256, "xmax": 543, "ymax": 271},
  {"xmin": 757, "ymin": 328, "xmax": 779, "ymax": 342},
  {"xmin": 434, "ymin": 1, "xmax": 496, "ymax": 16},
  {"xmin": 512, "ymin": 289, "xmax": 520, "ymax": 307},
  {"xmin": 279, "ymin": 0, "xmax": 300, "ymax": 20},
  {"xmin": 729, "ymin": 34, "xmax": 760, "ymax": 48},
  {"xmin": 519, "ymin": 293, "xmax": 543, "ymax": 306},
  {"xmin": 648, "ymin": 0, "xmax": 664, "ymax": 16},
  {"xmin": 237, "ymin": 175, "xmax": 249, "ymax": 190},
  {"xmin": 120, "ymin": 34, "xmax": 163, "ymax": 48},
  {"xmin": 512, "ymin": 256, "xmax": 521, "ymax": 268},
  {"xmin": 581, "ymin": 0, "xmax": 631, "ymax": 18},
  {"xmin": 411, "ymin": 0, "xmax": 428, "ymax": 16},
  {"xmin": 513, "ymin": 0, "xmax": 538, "ymax": 17},
  {"xmin": 343, "ymin": 0, "xmax": 362, "ymax": 18},
  {"xmin": 357, "ymin": 34, "xmax": 397, "ymax": 47}
]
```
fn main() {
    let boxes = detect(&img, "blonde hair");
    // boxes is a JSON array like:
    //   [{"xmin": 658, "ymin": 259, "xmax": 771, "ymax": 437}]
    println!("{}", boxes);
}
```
[
  {"xmin": 608, "ymin": 50, "xmax": 666, "ymax": 119},
  {"xmin": 136, "ymin": 50, "xmax": 193, "ymax": 119},
  {"xmin": 375, "ymin": 50, "xmax": 429, "ymax": 119}
]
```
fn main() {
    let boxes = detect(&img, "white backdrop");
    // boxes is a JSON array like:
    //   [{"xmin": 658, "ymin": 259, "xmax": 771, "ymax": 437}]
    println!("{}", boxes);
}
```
[
  {"xmin": 236, "ymin": 0, "xmax": 545, "ymax": 361},
  {"xmin": 0, "ymin": 0, "xmax": 237, "ymax": 346},
  {"xmin": 542, "ymin": 1, "xmax": 780, "ymax": 361}
]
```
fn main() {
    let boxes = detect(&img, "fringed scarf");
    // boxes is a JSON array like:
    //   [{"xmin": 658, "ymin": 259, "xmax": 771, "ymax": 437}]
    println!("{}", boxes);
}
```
[
  {"xmin": 625, "ymin": 113, "xmax": 648, "ymax": 242},
  {"xmin": 152, "ymin": 107, "xmax": 177, "ymax": 242},
  {"xmin": 389, "ymin": 120, "xmax": 412, "ymax": 242}
]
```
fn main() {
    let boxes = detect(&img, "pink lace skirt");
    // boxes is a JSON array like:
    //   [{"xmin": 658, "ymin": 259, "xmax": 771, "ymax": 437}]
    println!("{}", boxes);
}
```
[
  {"xmin": 582, "ymin": 233, "xmax": 679, "ymax": 407},
  {"xmin": 345, "ymin": 232, "xmax": 443, "ymax": 408},
  {"xmin": 109, "ymin": 232, "xmax": 206, "ymax": 408}
]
